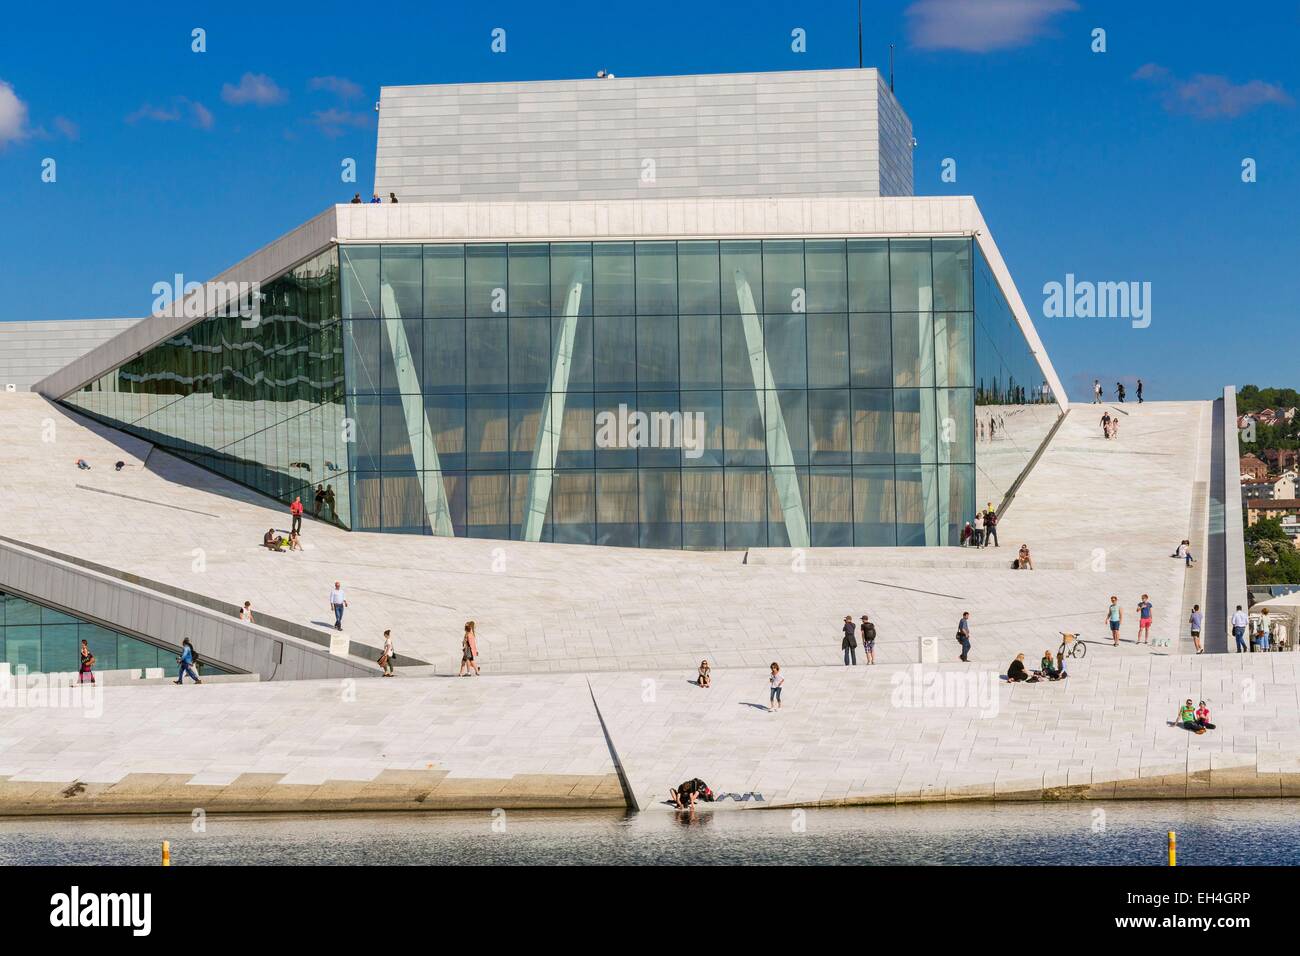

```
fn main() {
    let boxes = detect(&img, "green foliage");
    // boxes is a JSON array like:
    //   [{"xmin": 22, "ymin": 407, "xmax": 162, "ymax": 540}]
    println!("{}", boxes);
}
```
[
  {"xmin": 1246, "ymin": 517, "xmax": 1291, "ymax": 546},
  {"xmin": 1245, "ymin": 518, "xmax": 1300, "ymax": 584},
  {"xmin": 1237, "ymin": 385, "xmax": 1300, "ymax": 452},
  {"xmin": 1237, "ymin": 385, "xmax": 1300, "ymax": 413}
]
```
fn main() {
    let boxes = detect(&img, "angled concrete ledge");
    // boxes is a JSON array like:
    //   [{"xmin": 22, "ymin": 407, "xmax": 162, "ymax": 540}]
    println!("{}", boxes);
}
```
[{"xmin": 0, "ymin": 537, "xmax": 379, "ymax": 681}]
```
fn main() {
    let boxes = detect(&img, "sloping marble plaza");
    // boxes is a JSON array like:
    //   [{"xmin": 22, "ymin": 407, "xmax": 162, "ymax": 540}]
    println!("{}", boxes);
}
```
[{"xmin": 0, "ymin": 392, "xmax": 1278, "ymax": 812}]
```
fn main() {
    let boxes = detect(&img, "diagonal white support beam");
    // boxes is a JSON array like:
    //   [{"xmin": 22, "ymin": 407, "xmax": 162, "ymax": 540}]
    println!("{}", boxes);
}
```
[
  {"xmin": 521, "ymin": 280, "xmax": 584, "ymax": 542},
  {"xmin": 379, "ymin": 285, "xmax": 454, "ymax": 536},
  {"xmin": 733, "ymin": 269, "xmax": 810, "ymax": 548}
]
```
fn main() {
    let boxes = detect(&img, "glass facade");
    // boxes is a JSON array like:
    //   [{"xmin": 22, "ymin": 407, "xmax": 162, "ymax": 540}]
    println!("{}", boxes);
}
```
[
  {"xmin": 66, "ymin": 248, "xmax": 351, "ymax": 526},
  {"xmin": 972, "ymin": 246, "xmax": 1063, "ymax": 512},
  {"xmin": 0, "ymin": 590, "xmax": 227, "ymax": 675},
  {"xmin": 64, "ymin": 236, "xmax": 1061, "ymax": 550}
]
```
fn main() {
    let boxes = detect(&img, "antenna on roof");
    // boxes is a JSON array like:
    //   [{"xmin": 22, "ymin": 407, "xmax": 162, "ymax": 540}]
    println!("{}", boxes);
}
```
[
  {"xmin": 889, "ymin": 43, "xmax": 895, "ymax": 92},
  {"xmin": 857, "ymin": 0, "xmax": 863, "ymax": 69}
]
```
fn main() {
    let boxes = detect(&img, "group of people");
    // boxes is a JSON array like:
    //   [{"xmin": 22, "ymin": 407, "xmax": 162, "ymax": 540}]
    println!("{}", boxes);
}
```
[
  {"xmin": 1231, "ymin": 604, "xmax": 1282, "ymax": 653},
  {"xmin": 263, "ymin": 490, "xmax": 339, "ymax": 552},
  {"xmin": 696, "ymin": 661, "xmax": 785, "ymax": 713},
  {"xmin": 1170, "ymin": 539, "xmax": 1195, "ymax": 567},
  {"xmin": 1092, "ymin": 379, "xmax": 1143, "ymax": 404},
  {"xmin": 1006, "ymin": 649, "xmax": 1067, "ymax": 683},
  {"xmin": 75, "ymin": 637, "xmax": 201, "ymax": 685},
  {"xmin": 1176, "ymin": 699, "xmax": 1215, "ymax": 734},
  {"xmin": 1100, "ymin": 410, "xmax": 1121, "ymax": 439},
  {"xmin": 350, "ymin": 192, "xmax": 399, "ymax": 204},
  {"xmin": 959, "ymin": 503, "xmax": 1000, "ymax": 548},
  {"xmin": 839, "ymin": 614, "xmax": 878, "ymax": 665},
  {"xmin": 1104, "ymin": 595, "xmax": 1206, "ymax": 653}
]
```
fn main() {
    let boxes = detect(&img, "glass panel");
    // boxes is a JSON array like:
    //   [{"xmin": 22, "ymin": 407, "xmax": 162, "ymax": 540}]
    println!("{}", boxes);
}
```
[
  {"xmin": 807, "ymin": 313, "xmax": 849, "ymax": 388},
  {"xmin": 848, "ymin": 239, "xmax": 890, "ymax": 312},
  {"xmin": 381, "ymin": 245, "xmax": 423, "ymax": 318},
  {"xmin": 892, "ymin": 312, "xmax": 935, "ymax": 388},
  {"xmin": 341, "ymin": 246, "xmax": 380, "ymax": 319},
  {"xmin": 509, "ymin": 244, "xmax": 550, "ymax": 317},
  {"xmin": 762, "ymin": 240, "xmax": 803, "ymax": 316},
  {"xmin": 810, "ymin": 466, "xmax": 853, "ymax": 546},
  {"xmin": 889, "ymin": 239, "xmax": 933, "ymax": 312},
  {"xmin": 639, "ymin": 469, "xmax": 682, "ymax": 549},
  {"xmin": 593, "ymin": 242, "xmax": 634, "ymax": 316},
  {"xmin": 679, "ymin": 314, "xmax": 722, "ymax": 389},
  {"xmin": 549, "ymin": 471, "xmax": 594, "ymax": 544},
  {"xmin": 804, "ymin": 239, "xmax": 848, "ymax": 313},
  {"xmin": 678, "ymin": 241, "xmax": 720, "ymax": 314},
  {"xmin": 809, "ymin": 389, "xmax": 851, "ymax": 465},
  {"xmin": 724, "ymin": 468, "xmax": 767, "ymax": 549},
  {"xmin": 932, "ymin": 238, "xmax": 972, "ymax": 312},
  {"xmin": 635, "ymin": 242, "xmax": 677, "ymax": 315},
  {"xmin": 423, "ymin": 244, "xmax": 465, "ymax": 318},
  {"xmin": 595, "ymin": 470, "xmax": 638, "ymax": 547},
  {"xmin": 466, "ymin": 243, "xmax": 507, "ymax": 317},
  {"xmin": 853, "ymin": 465, "xmax": 897, "ymax": 546}
]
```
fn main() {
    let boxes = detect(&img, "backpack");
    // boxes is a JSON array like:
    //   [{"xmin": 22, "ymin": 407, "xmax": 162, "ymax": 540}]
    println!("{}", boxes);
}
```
[{"xmin": 862, "ymin": 622, "xmax": 876, "ymax": 642}]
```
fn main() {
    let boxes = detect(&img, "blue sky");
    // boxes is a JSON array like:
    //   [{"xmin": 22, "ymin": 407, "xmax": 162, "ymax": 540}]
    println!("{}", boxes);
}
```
[{"xmin": 1, "ymin": 0, "xmax": 1296, "ymax": 400}]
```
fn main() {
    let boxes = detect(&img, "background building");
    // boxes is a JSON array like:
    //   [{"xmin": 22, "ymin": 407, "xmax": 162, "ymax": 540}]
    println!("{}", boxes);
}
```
[{"xmin": 42, "ymin": 72, "xmax": 1066, "ymax": 551}]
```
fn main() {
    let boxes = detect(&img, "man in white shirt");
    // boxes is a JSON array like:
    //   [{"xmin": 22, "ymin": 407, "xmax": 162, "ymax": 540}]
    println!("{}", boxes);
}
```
[
  {"xmin": 329, "ymin": 581, "xmax": 348, "ymax": 631},
  {"xmin": 1231, "ymin": 605, "xmax": 1249, "ymax": 653}
]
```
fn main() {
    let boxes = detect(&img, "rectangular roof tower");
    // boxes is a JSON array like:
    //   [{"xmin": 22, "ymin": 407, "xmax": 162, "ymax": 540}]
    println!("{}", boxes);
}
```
[{"xmin": 374, "ymin": 68, "xmax": 914, "ymax": 202}]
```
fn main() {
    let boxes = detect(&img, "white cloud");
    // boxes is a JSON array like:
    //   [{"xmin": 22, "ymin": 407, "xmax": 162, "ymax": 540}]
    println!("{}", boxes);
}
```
[
  {"xmin": 221, "ymin": 72, "xmax": 288, "ymax": 107},
  {"xmin": 906, "ymin": 0, "xmax": 1078, "ymax": 53},
  {"xmin": 1134, "ymin": 64, "xmax": 1293, "ymax": 119},
  {"xmin": 305, "ymin": 108, "xmax": 373, "ymax": 138},
  {"xmin": 0, "ymin": 80, "xmax": 31, "ymax": 147},
  {"xmin": 51, "ymin": 115, "xmax": 79, "ymax": 140},
  {"xmin": 126, "ymin": 97, "xmax": 214, "ymax": 130},
  {"xmin": 310, "ymin": 75, "xmax": 364, "ymax": 100}
]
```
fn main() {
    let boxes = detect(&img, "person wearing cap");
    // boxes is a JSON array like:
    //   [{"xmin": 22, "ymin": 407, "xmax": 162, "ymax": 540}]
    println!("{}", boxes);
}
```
[{"xmin": 841, "ymin": 615, "xmax": 858, "ymax": 665}]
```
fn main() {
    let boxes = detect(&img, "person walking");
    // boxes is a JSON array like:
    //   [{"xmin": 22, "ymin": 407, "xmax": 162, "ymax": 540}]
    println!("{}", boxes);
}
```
[
  {"xmin": 290, "ymin": 495, "xmax": 304, "ymax": 534},
  {"xmin": 841, "ymin": 615, "xmax": 858, "ymax": 665},
  {"xmin": 860, "ymin": 614, "xmax": 876, "ymax": 665},
  {"xmin": 1231, "ymin": 605, "xmax": 1249, "ymax": 653},
  {"xmin": 239, "ymin": 600, "xmax": 254, "ymax": 624},
  {"xmin": 1093, "ymin": 379, "xmax": 1103, "ymax": 403},
  {"xmin": 1106, "ymin": 596, "xmax": 1123, "ymax": 646},
  {"xmin": 768, "ymin": 662, "xmax": 784, "ymax": 712},
  {"xmin": 1189, "ymin": 605, "xmax": 1203, "ymax": 654},
  {"xmin": 458, "ymin": 620, "xmax": 480, "ymax": 676},
  {"xmin": 77, "ymin": 639, "xmax": 96, "ymax": 685},
  {"xmin": 1101, "ymin": 411, "xmax": 1112, "ymax": 439},
  {"xmin": 1116, "ymin": 382, "xmax": 1125, "ymax": 403},
  {"xmin": 1258, "ymin": 607, "xmax": 1272, "ymax": 652},
  {"xmin": 174, "ymin": 638, "xmax": 202, "ymax": 685},
  {"xmin": 380, "ymin": 629, "xmax": 395, "ymax": 677},
  {"xmin": 329, "ymin": 581, "xmax": 348, "ymax": 631},
  {"xmin": 1136, "ymin": 379, "xmax": 1144, "ymax": 403},
  {"xmin": 956, "ymin": 611, "xmax": 972, "ymax": 662},
  {"xmin": 982, "ymin": 504, "xmax": 999, "ymax": 548},
  {"xmin": 1136, "ymin": 594, "xmax": 1153, "ymax": 645}
]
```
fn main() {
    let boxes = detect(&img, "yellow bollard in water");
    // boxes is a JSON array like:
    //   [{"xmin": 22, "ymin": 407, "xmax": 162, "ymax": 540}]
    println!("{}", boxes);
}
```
[
  {"xmin": 1168, "ymin": 830, "xmax": 1176, "ymax": 866},
  {"xmin": 162, "ymin": 840, "xmax": 170, "ymax": 867}
]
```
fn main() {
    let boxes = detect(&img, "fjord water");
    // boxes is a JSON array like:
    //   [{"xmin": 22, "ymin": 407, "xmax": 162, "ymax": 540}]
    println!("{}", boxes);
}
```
[{"xmin": 0, "ymin": 800, "xmax": 1294, "ymax": 865}]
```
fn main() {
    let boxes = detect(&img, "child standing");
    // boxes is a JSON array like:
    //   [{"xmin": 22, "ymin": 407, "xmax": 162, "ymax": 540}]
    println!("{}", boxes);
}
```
[{"xmin": 768, "ymin": 662, "xmax": 783, "ymax": 712}]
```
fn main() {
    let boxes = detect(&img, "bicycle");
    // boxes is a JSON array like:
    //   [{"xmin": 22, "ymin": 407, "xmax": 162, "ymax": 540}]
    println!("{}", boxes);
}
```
[{"xmin": 1058, "ymin": 632, "xmax": 1088, "ymax": 661}]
